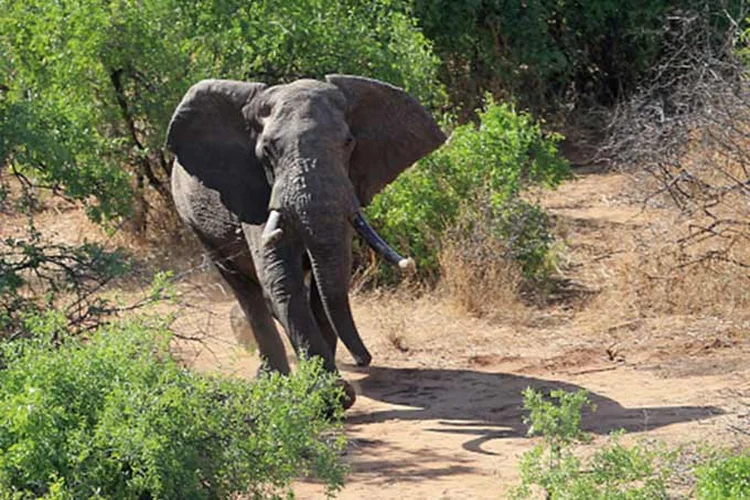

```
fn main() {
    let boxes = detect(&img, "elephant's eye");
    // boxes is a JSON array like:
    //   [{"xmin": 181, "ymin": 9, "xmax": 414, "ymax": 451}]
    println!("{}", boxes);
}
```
[
  {"xmin": 258, "ymin": 103, "xmax": 272, "ymax": 119},
  {"xmin": 344, "ymin": 135, "xmax": 355, "ymax": 149}
]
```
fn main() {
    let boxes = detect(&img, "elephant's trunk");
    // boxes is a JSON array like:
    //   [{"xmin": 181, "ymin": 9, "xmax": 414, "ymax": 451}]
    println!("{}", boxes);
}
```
[
  {"xmin": 305, "ymin": 229, "xmax": 372, "ymax": 367},
  {"xmin": 351, "ymin": 212, "xmax": 415, "ymax": 271}
]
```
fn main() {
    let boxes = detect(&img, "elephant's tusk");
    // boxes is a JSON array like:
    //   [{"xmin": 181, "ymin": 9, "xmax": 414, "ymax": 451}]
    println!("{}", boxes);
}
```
[
  {"xmin": 262, "ymin": 210, "xmax": 284, "ymax": 247},
  {"xmin": 351, "ymin": 212, "xmax": 415, "ymax": 272}
]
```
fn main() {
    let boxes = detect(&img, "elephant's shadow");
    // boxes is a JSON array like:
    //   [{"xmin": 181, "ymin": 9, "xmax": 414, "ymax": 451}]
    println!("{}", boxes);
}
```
[{"xmin": 342, "ymin": 365, "xmax": 723, "ymax": 456}]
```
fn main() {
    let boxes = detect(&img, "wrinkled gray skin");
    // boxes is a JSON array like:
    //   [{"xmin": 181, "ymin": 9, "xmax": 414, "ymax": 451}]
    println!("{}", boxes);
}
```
[{"xmin": 167, "ymin": 75, "xmax": 445, "ymax": 406}]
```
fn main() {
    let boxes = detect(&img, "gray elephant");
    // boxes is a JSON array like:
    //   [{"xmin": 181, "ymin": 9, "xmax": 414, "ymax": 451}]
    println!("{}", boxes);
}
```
[{"xmin": 166, "ymin": 75, "xmax": 445, "ymax": 408}]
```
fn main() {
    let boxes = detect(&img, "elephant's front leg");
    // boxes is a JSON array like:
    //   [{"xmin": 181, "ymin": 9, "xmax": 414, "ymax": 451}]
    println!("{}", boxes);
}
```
[{"xmin": 258, "ymin": 241, "xmax": 337, "ymax": 373}]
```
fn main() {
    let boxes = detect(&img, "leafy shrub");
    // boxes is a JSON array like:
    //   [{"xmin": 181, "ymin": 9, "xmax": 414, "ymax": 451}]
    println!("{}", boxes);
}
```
[
  {"xmin": 0, "ymin": 319, "xmax": 346, "ymax": 499},
  {"xmin": 696, "ymin": 452, "xmax": 750, "ymax": 499},
  {"xmin": 1, "ymin": 0, "xmax": 443, "ymax": 228},
  {"xmin": 366, "ymin": 97, "xmax": 569, "ymax": 282},
  {"xmin": 512, "ymin": 388, "xmax": 673, "ymax": 499},
  {"xmin": 513, "ymin": 388, "xmax": 750, "ymax": 499},
  {"xmin": 521, "ymin": 388, "xmax": 593, "ymax": 453}
]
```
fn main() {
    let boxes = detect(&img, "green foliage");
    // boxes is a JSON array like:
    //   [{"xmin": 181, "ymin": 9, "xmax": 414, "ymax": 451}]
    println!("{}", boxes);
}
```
[
  {"xmin": 512, "ymin": 388, "xmax": 673, "ymax": 499},
  {"xmin": 0, "ymin": 320, "xmax": 347, "ymax": 499},
  {"xmin": 521, "ymin": 388, "xmax": 593, "ymax": 452},
  {"xmin": 1, "ymin": 0, "xmax": 444, "ymax": 225},
  {"xmin": 696, "ymin": 452, "xmax": 750, "ymax": 499},
  {"xmin": 177, "ymin": 0, "xmax": 444, "ymax": 107},
  {"xmin": 411, "ymin": 0, "xmax": 747, "ymax": 114},
  {"xmin": 740, "ymin": 18, "xmax": 750, "ymax": 67},
  {"xmin": 367, "ymin": 97, "xmax": 569, "ymax": 281}
]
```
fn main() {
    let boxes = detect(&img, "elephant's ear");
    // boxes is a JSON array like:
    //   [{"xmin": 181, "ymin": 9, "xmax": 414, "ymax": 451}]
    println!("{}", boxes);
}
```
[
  {"xmin": 325, "ymin": 74, "xmax": 446, "ymax": 206},
  {"xmin": 166, "ymin": 79, "xmax": 267, "ymax": 177}
]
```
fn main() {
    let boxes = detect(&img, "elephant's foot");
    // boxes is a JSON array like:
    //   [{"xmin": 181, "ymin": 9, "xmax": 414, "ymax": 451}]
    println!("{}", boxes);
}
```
[
  {"xmin": 353, "ymin": 351, "xmax": 372, "ymax": 367},
  {"xmin": 321, "ymin": 378, "xmax": 357, "ymax": 419},
  {"xmin": 336, "ymin": 378, "xmax": 357, "ymax": 410}
]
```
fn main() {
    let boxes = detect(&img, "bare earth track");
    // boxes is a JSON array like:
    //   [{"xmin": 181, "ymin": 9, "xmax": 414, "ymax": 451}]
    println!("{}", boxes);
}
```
[
  {"xmin": 4, "ymin": 170, "xmax": 748, "ymax": 498},
  {"xmin": 182, "ymin": 171, "xmax": 749, "ymax": 498}
]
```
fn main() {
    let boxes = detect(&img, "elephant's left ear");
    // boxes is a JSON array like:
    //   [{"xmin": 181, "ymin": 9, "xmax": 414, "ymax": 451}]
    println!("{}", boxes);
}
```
[
  {"xmin": 325, "ymin": 75, "xmax": 446, "ymax": 206},
  {"xmin": 165, "ymin": 79, "xmax": 267, "ymax": 174}
]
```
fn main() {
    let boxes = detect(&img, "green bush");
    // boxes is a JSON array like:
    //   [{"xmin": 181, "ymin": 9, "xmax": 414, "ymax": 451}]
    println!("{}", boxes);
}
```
[
  {"xmin": 512, "ymin": 388, "xmax": 750, "ymax": 499},
  {"xmin": 366, "ymin": 97, "xmax": 569, "ymax": 281},
  {"xmin": 512, "ymin": 388, "xmax": 673, "ymax": 499},
  {"xmin": 741, "ymin": 18, "xmax": 750, "ymax": 66},
  {"xmin": 696, "ymin": 452, "xmax": 750, "ymax": 499},
  {"xmin": 0, "ymin": 318, "xmax": 346, "ymax": 499}
]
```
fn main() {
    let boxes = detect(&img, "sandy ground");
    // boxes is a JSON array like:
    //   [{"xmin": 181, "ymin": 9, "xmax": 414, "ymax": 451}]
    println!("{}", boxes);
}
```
[
  {"xmin": 177, "ymin": 293, "xmax": 747, "ymax": 499},
  {"xmin": 173, "ymin": 170, "xmax": 749, "ymax": 499},
  {"xmin": 4, "ymin": 170, "xmax": 748, "ymax": 498}
]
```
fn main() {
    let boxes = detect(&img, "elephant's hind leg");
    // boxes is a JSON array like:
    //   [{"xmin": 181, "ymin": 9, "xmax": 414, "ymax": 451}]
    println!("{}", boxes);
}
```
[{"xmin": 217, "ymin": 266, "xmax": 291, "ymax": 375}]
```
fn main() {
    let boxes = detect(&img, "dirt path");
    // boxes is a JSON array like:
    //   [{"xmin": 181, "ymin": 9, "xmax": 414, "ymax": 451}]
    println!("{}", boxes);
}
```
[
  {"xmin": 177, "ymin": 171, "xmax": 749, "ymax": 498},
  {"xmin": 182, "ymin": 295, "xmax": 746, "ymax": 499},
  {"xmin": 5, "ymin": 170, "xmax": 746, "ymax": 498}
]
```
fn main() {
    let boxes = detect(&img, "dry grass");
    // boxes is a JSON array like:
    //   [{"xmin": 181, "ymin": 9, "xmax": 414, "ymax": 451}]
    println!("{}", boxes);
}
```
[
  {"xmin": 622, "ymin": 217, "xmax": 750, "ymax": 320},
  {"xmin": 353, "ymin": 285, "xmax": 424, "ymax": 354},
  {"xmin": 438, "ymin": 231, "xmax": 530, "ymax": 324},
  {"xmin": 550, "ymin": 193, "xmax": 750, "ymax": 333},
  {"xmin": 619, "ymin": 122, "xmax": 750, "ymax": 319}
]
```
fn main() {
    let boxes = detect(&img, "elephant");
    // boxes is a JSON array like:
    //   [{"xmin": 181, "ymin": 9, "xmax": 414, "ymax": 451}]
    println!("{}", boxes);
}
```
[{"xmin": 166, "ymin": 75, "xmax": 445, "ymax": 408}]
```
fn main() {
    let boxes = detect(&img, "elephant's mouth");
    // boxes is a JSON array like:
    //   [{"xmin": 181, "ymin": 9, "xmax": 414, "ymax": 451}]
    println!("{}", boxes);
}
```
[{"xmin": 262, "ymin": 209, "xmax": 414, "ymax": 271}]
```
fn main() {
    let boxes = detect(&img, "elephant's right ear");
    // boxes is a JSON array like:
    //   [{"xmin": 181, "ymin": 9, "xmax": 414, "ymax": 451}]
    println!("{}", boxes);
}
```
[{"xmin": 166, "ymin": 79, "xmax": 267, "ymax": 174}]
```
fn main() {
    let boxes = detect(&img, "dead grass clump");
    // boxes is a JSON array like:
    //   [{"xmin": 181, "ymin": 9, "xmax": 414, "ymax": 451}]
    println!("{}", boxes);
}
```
[
  {"xmin": 438, "ymin": 230, "xmax": 528, "ymax": 323},
  {"xmin": 624, "ymin": 219, "xmax": 750, "ymax": 319},
  {"xmin": 353, "ymin": 285, "xmax": 421, "ymax": 353}
]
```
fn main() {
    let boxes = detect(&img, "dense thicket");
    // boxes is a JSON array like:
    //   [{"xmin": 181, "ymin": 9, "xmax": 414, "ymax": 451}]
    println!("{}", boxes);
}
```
[{"xmin": 412, "ymin": 0, "xmax": 747, "ymax": 116}]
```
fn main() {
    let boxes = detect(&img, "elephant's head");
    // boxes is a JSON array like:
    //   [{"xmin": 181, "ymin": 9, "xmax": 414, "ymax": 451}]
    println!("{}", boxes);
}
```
[{"xmin": 166, "ymin": 75, "xmax": 445, "ymax": 366}]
